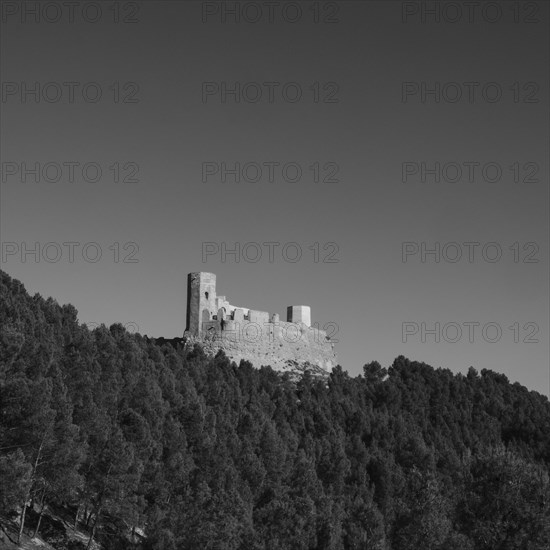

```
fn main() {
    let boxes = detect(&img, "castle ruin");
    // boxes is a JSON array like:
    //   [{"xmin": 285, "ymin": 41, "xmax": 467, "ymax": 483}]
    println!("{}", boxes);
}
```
[{"xmin": 184, "ymin": 272, "xmax": 337, "ymax": 372}]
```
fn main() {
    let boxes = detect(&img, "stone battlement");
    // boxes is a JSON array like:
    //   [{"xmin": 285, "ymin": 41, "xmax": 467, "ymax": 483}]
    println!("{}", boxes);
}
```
[{"xmin": 184, "ymin": 272, "xmax": 337, "ymax": 372}]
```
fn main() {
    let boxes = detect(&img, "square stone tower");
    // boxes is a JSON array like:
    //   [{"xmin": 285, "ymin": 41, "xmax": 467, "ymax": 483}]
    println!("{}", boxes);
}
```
[
  {"xmin": 186, "ymin": 272, "xmax": 217, "ymax": 336},
  {"xmin": 287, "ymin": 305, "xmax": 311, "ymax": 327}
]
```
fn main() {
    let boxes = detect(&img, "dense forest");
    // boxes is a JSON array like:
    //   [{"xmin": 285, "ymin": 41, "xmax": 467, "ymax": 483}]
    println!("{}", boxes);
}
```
[{"xmin": 1, "ymin": 269, "xmax": 549, "ymax": 549}]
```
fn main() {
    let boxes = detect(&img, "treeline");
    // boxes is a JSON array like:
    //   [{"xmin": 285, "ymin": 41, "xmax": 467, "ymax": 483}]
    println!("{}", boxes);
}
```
[{"xmin": 0, "ymin": 269, "xmax": 549, "ymax": 549}]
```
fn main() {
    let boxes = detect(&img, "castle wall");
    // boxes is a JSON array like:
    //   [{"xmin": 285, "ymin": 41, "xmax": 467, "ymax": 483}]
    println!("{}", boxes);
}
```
[
  {"xmin": 215, "ymin": 297, "xmax": 250, "ymax": 320},
  {"xmin": 248, "ymin": 309, "xmax": 269, "ymax": 324},
  {"xmin": 189, "ymin": 319, "xmax": 336, "ymax": 373},
  {"xmin": 185, "ymin": 272, "xmax": 336, "ymax": 372}
]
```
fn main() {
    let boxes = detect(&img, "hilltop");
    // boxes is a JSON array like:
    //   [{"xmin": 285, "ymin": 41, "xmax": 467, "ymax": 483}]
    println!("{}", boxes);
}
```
[{"xmin": 1, "ymin": 269, "xmax": 549, "ymax": 549}]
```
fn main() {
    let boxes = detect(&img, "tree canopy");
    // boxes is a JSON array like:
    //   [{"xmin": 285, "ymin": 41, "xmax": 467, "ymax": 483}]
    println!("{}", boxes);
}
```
[{"xmin": 1, "ymin": 270, "xmax": 549, "ymax": 549}]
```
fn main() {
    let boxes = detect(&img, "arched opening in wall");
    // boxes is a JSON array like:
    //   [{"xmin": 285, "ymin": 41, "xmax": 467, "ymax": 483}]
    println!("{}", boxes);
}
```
[
  {"xmin": 218, "ymin": 308, "xmax": 227, "ymax": 330},
  {"xmin": 205, "ymin": 292, "xmax": 209, "ymax": 300}
]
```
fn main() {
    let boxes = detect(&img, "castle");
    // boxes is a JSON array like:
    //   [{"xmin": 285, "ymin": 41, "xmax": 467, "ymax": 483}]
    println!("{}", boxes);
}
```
[{"xmin": 184, "ymin": 272, "xmax": 337, "ymax": 373}]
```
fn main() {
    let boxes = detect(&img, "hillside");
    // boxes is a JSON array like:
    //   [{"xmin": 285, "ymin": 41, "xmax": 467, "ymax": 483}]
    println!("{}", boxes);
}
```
[{"xmin": 1, "ymin": 269, "xmax": 549, "ymax": 549}]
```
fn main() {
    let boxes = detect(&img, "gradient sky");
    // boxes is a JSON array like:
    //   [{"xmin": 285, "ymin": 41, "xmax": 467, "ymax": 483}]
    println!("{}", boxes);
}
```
[{"xmin": 1, "ymin": 1, "xmax": 548, "ymax": 396}]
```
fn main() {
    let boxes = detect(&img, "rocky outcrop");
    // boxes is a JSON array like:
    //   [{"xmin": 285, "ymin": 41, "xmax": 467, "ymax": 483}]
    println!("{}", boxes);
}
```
[{"xmin": 183, "ymin": 320, "xmax": 337, "ymax": 374}]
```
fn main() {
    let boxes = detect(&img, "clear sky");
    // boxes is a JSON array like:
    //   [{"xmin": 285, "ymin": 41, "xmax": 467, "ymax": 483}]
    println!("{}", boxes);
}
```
[{"xmin": 1, "ymin": 1, "xmax": 548, "ymax": 396}]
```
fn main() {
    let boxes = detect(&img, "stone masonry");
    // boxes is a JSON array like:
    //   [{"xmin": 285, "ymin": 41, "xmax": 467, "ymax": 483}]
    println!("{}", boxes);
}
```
[{"xmin": 184, "ymin": 272, "xmax": 337, "ymax": 372}]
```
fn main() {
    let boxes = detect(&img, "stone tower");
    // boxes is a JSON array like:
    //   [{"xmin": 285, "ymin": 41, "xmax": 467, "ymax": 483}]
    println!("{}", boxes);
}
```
[
  {"xmin": 287, "ymin": 305, "xmax": 311, "ymax": 327},
  {"xmin": 186, "ymin": 272, "xmax": 217, "ymax": 336}
]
